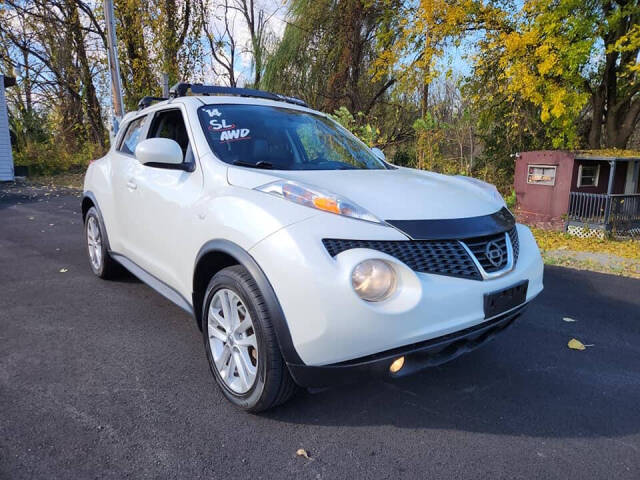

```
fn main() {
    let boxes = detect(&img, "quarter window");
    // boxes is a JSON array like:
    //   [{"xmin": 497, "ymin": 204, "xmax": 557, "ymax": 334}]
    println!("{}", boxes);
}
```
[
  {"xmin": 118, "ymin": 116, "xmax": 147, "ymax": 155},
  {"xmin": 577, "ymin": 164, "xmax": 600, "ymax": 188},
  {"xmin": 527, "ymin": 165, "xmax": 556, "ymax": 186}
]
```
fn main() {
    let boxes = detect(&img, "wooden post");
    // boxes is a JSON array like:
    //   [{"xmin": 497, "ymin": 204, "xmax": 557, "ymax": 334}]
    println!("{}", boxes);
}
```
[
  {"xmin": 603, "ymin": 160, "xmax": 616, "ymax": 229},
  {"xmin": 632, "ymin": 160, "xmax": 640, "ymax": 194}
]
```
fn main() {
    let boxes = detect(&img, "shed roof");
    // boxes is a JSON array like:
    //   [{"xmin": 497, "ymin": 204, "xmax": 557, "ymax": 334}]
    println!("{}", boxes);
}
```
[{"xmin": 574, "ymin": 149, "xmax": 640, "ymax": 162}]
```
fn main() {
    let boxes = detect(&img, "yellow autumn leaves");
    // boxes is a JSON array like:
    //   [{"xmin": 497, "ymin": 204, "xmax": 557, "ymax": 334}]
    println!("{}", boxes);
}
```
[
  {"xmin": 532, "ymin": 228, "xmax": 640, "ymax": 261},
  {"xmin": 372, "ymin": 0, "xmax": 640, "ymax": 150}
]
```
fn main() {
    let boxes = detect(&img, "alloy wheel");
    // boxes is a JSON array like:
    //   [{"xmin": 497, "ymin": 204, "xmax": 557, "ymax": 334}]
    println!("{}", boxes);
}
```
[
  {"xmin": 86, "ymin": 216, "xmax": 102, "ymax": 271},
  {"xmin": 207, "ymin": 288, "xmax": 258, "ymax": 394}
]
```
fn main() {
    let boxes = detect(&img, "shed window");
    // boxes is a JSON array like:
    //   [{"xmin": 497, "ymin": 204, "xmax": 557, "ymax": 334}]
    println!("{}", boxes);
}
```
[
  {"xmin": 527, "ymin": 165, "xmax": 556, "ymax": 185},
  {"xmin": 577, "ymin": 164, "xmax": 600, "ymax": 188}
]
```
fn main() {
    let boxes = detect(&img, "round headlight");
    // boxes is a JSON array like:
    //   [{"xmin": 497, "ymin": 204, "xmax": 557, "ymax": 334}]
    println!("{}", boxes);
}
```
[{"xmin": 351, "ymin": 259, "xmax": 397, "ymax": 302}]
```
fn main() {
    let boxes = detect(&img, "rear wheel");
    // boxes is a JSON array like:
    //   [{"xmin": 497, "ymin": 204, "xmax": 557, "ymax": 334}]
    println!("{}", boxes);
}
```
[
  {"xmin": 84, "ymin": 207, "xmax": 120, "ymax": 279},
  {"xmin": 202, "ymin": 265, "xmax": 297, "ymax": 412}
]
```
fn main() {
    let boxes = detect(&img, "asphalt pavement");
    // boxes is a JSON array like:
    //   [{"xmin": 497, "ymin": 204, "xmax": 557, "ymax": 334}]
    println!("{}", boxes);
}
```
[{"xmin": 1, "ymin": 184, "xmax": 639, "ymax": 479}]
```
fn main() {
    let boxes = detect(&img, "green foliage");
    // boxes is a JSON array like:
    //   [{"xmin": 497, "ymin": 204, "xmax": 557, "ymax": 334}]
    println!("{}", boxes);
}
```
[
  {"xmin": 13, "ymin": 140, "xmax": 98, "ymax": 176},
  {"xmin": 505, "ymin": 190, "xmax": 517, "ymax": 209},
  {"xmin": 4, "ymin": 0, "xmax": 638, "ymax": 190},
  {"xmin": 330, "ymin": 106, "xmax": 381, "ymax": 147}
]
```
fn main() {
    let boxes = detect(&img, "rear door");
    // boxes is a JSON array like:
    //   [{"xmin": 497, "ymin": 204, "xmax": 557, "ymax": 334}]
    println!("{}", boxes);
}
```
[{"xmin": 125, "ymin": 107, "xmax": 204, "ymax": 294}]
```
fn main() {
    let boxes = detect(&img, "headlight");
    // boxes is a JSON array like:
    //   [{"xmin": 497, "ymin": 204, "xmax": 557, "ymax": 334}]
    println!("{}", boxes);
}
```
[
  {"xmin": 351, "ymin": 259, "xmax": 397, "ymax": 302},
  {"xmin": 256, "ymin": 180, "xmax": 382, "ymax": 224}
]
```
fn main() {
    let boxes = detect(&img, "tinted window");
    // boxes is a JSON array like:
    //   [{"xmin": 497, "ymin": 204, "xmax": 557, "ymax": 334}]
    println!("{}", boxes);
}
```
[
  {"xmin": 118, "ymin": 116, "xmax": 147, "ymax": 155},
  {"xmin": 148, "ymin": 109, "xmax": 190, "ymax": 160},
  {"xmin": 197, "ymin": 105, "xmax": 387, "ymax": 170}
]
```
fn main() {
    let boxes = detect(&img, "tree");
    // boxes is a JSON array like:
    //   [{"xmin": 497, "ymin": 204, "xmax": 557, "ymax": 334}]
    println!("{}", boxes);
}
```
[
  {"xmin": 115, "ymin": 0, "xmax": 158, "ymax": 109},
  {"xmin": 0, "ymin": 0, "xmax": 107, "ymax": 149},
  {"xmin": 201, "ymin": 0, "xmax": 239, "ymax": 87},
  {"xmin": 476, "ymin": 0, "xmax": 640, "ymax": 149},
  {"xmin": 263, "ymin": 0, "xmax": 399, "ymax": 113},
  {"xmin": 230, "ymin": 0, "xmax": 274, "ymax": 88}
]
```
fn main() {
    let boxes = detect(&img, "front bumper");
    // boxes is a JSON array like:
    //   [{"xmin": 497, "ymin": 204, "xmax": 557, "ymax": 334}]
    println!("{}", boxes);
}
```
[
  {"xmin": 249, "ymin": 212, "xmax": 544, "ymax": 368},
  {"xmin": 288, "ymin": 303, "xmax": 527, "ymax": 387}
]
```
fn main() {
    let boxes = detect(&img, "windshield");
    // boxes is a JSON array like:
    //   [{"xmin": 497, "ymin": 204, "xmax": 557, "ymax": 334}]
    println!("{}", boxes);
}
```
[{"xmin": 197, "ymin": 104, "xmax": 387, "ymax": 170}]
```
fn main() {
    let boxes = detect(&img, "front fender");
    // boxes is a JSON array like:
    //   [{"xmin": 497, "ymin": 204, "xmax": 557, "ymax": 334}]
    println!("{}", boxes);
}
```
[{"xmin": 193, "ymin": 239, "xmax": 304, "ymax": 366}]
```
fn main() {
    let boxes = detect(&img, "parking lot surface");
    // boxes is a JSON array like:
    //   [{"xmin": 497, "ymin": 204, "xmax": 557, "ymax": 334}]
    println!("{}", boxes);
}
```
[{"xmin": 1, "ymin": 185, "xmax": 640, "ymax": 479}]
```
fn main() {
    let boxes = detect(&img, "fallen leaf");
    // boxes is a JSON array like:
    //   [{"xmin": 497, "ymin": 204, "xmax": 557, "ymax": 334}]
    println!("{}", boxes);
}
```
[
  {"xmin": 59, "ymin": 268, "xmax": 68, "ymax": 273},
  {"xmin": 296, "ymin": 448, "xmax": 310, "ymax": 459},
  {"xmin": 562, "ymin": 317, "xmax": 577, "ymax": 322},
  {"xmin": 568, "ymin": 338, "xmax": 587, "ymax": 350}
]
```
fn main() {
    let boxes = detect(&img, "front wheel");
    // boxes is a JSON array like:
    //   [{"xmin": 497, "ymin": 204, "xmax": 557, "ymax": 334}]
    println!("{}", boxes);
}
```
[
  {"xmin": 84, "ymin": 207, "xmax": 120, "ymax": 279},
  {"xmin": 202, "ymin": 265, "xmax": 297, "ymax": 412}
]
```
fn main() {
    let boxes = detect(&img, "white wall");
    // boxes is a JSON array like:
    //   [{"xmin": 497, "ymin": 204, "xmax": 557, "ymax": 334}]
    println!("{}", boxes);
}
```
[{"xmin": 0, "ymin": 75, "xmax": 15, "ymax": 181}]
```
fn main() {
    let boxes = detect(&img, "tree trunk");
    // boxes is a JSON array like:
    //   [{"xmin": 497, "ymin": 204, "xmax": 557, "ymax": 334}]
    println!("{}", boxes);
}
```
[
  {"xmin": 588, "ymin": 85, "xmax": 605, "ymax": 148},
  {"xmin": 68, "ymin": 0, "xmax": 105, "ymax": 148},
  {"xmin": 606, "ymin": 98, "xmax": 640, "ymax": 148},
  {"xmin": 324, "ymin": 0, "xmax": 363, "ymax": 112}
]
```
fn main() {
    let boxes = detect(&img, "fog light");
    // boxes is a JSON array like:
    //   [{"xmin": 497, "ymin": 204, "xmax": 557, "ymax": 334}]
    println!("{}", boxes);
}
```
[
  {"xmin": 351, "ymin": 259, "xmax": 396, "ymax": 302},
  {"xmin": 389, "ymin": 356, "xmax": 405, "ymax": 373}
]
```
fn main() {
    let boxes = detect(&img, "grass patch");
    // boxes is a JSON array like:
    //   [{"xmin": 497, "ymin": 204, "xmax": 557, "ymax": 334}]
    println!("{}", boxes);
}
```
[
  {"xmin": 27, "ymin": 172, "xmax": 85, "ymax": 190},
  {"xmin": 531, "ymin": 227, "xmax": 640, "ymax": 260}
]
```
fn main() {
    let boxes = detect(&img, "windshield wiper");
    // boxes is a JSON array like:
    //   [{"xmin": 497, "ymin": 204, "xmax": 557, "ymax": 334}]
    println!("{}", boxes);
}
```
[{"xmin": 232, "ymin": 160, "xmax": 274, "ymax": 169}]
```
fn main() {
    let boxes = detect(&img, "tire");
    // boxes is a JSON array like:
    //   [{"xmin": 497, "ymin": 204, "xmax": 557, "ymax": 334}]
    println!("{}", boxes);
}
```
[
  {"xmin": 202, "ymin": 265, "xmax": 298, "ymax": 412},
  {"xmin": 84, "ymin": 206, "xmax": 120, "ymax": 279}
]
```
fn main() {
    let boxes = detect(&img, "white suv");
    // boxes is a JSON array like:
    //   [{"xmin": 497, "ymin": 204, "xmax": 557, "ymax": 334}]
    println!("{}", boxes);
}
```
[{"xmin": 83, "ymin": 83, "xmax": 544, "ymax": 411}]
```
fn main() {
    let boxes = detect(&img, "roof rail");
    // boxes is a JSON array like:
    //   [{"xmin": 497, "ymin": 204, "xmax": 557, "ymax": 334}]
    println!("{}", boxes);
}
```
[
  {"xmin": 137, "ymin": 96, "xmax": 168, "ymax": 110},
  {"xmin": 169, "ymin": 82, "xmax": 308, "ymax": 107}
]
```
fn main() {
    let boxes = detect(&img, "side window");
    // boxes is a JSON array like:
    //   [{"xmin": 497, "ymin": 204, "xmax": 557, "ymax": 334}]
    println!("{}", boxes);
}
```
[
  {"xmin": 577, "ymin": 164, "xmax": 600, "ymax": 188},
  {"xmin": 148, "ymin": 109, "xmax": 190, "ymax": 162},
  {"xmin": 117, "ymin": 116, "xmax": 147, "ymax": 155}
]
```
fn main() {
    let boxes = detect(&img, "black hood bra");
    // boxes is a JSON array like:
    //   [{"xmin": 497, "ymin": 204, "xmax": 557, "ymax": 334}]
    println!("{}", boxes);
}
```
[{"xmin": 385, "ymin": 207, "xmax": 515, "ymax": 241}]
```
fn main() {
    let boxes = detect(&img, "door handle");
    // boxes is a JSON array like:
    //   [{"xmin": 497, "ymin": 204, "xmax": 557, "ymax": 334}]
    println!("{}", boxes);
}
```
[{"xmin": 127, "ymin": 179, "xmax": 137, "ymax": 190}]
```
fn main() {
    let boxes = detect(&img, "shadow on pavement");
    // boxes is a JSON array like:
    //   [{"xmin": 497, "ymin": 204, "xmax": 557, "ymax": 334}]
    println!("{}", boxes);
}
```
[{"xmin": 263, "ymin": 267, "xmax": 640, "ymax": 439}]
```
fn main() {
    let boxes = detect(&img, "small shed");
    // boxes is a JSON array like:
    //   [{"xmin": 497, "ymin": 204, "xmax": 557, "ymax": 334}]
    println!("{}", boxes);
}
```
[
  {"xmin": 0, "ymin": 75, "xmax": 16, "ymax": 182},
  {"xmin": 514, "ymin": 150, "xmax": 640, "ymax": 237}
]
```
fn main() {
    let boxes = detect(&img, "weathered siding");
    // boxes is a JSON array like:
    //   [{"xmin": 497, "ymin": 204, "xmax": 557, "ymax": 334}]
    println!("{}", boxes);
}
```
[
  {"xmin": 514, "ymin": 150, "xmax": 574, "ymax": 224},
  {"xmin": 0, "ymin": 75, "xmax": 15, "ymax": 181}
]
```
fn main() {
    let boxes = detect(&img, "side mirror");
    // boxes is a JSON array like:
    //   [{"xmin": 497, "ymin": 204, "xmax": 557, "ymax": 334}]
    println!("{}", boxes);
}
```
[
  {"xmin": 135, "ymin": 138, "xmax": 183, "ymax": 166},
  {"xmin": 371, "ymin": 147, "xmax": 385, "ymax": 162}
]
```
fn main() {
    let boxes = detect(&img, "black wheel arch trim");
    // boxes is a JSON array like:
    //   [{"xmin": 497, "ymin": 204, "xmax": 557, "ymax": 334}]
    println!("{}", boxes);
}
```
[
  {"xmin": 194, "ymin": 239, "xmax": 304, "ymax": 366},
  {"xmin": 82, "ymin": 191, "xmax": 112, "ymax": 251}
]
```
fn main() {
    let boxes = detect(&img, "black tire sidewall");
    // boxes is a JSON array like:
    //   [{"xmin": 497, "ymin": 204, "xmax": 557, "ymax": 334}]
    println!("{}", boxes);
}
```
[{"xmin": 202, "ymin": 269, "xmax": 270, "ymax": 410}]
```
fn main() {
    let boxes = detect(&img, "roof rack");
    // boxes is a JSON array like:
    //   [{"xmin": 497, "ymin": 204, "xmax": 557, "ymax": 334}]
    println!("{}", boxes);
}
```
[
  {"xmin": 137, "ymin": 96, "xmax": 168, "ymax": 110},
  {"xmin": 169, "ymin": 82, "xmax": 308, "ymax": 108}
]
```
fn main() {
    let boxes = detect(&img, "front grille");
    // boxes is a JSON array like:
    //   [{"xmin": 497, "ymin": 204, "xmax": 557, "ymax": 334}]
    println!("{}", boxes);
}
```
[
  {"xmin": 509, "ymin": 227, "xmax": 520, "ymax": 262},
  {"xmin": 322, "ymin": 238, "xmax": 482, "ymax": 280},
  {"xmin": 461, "ymin": 231, "xmax": 509, "ymax": 273},
  {"xmin": 322, "ymin": 227, "xmax": 519, "ymax": 281}
]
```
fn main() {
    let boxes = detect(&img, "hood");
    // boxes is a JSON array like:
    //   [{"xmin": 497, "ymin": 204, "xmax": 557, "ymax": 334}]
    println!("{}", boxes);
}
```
[{"xmin": 227, "ymin": 166, "xmax": 504, "ymax": 221}]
